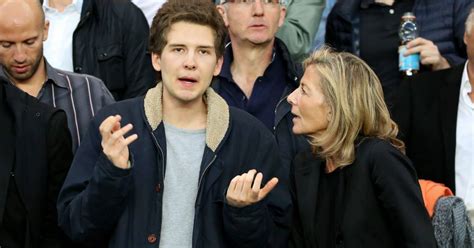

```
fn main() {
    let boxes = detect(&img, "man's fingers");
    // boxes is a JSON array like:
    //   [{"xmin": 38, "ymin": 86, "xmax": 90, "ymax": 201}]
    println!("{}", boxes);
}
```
[
  {"xmin": 405, "ymin": 37, "xmax": 428, "ymax": 48},
  {"xmin": 404, "ymin": 45, "xmax": 427, "ymax": 56},
  {"xmin": 235, "ymin": 174, "xmax": 245, "ymax": 196},
  {"xmin": 241, "ymin": 169, "xmax": 257, "ymax": 193},
  {"xmin": 227, "ymin": 176, "xmax": 239, "ymax": 194},
  {"xmin": 99, "ymin": 115, "xmax": 121, "ymax": 139},
  {"xmin": 252, "ymin": 172, "xmax": 263, "ymax": 192},
  {"xmin": 112, "ymin": 119, "xmax": 121, "ymax": 132},
  {"xmin": 258, "ymin": 177, "xmax": 279, "ymax": 200},
  {"xmin": 123, "ymin": 133, "xmax": 138, "ymax": 146},
  {"xmin": 111, "ymin": 124, "xmax": 134, "ymax": 141}
]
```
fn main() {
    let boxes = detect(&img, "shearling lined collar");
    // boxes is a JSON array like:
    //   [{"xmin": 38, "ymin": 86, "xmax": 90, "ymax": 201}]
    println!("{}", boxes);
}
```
[{"xmin": 143, "ymin": 83, "xmax": 230, "ymax": 152}]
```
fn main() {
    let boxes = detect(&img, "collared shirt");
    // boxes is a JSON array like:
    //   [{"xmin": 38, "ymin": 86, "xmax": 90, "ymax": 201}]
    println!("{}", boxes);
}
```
[
  {"xmin": 455, "ymin": 62, "xmax": 474, "ymax": 211},
  {"xmin": 43, "ymin": 0, "xmax": 83, "ymax": 72},
  {"xmin": 0, "ymin": 61, "xmax": 114, "ymax": 152},
  {"xmin": 131, "ymin": 0, "xmax": 165, "ymax": 27},
  {"xmin": 217, "ymin": 43, "xmax": 287, "ymax": 130}
]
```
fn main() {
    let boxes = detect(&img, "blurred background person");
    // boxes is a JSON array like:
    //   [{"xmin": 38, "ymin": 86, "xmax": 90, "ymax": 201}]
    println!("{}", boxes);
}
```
[
  {"xmin": 312, "ymin": 0, "xmax": 335, "ymax": 50},
  {"xmin": 326, "ymin": 0, "xmax": 474, "ymax": 108},
  {"xmin": 132, "ymin": 0, "xmax": 166, "ymax": 26},
  {"xmin": 288, "ymin": 47, "xmax": 436, "ymax": 248},
  {"xmin": 275, "ymin": 0, "xmax": 325, "ymax": 63},
  {"xmin": 42, "ymin": 0, "xmax": 155, "ymax": 100},
  {"xmin": 393, "ymin": 8, "xmax": 474, "ymax": 222}
]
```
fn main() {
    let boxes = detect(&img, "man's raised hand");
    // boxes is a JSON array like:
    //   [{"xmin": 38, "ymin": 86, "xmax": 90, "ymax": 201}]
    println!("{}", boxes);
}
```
[
  {"xmin": 226, "ymin": 169, "xmax": 279, "ymax": 208},
  {"xmin": 99, "ymin": 115, "xmax": 138, "ymax": 169}
]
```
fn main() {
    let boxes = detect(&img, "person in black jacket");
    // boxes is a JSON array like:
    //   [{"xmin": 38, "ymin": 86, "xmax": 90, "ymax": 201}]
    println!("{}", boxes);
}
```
[
  {"xmin": 287, "ymin": 47, "xmax": 436, "ymax": 248},
  {"xmin": 392, "ymin": 9, "xmax": 474, "ymax": 210},
  {"xmin": 0, "ymin": 78, "xmax": 72, "ymax": 248},
  {"xmin": 326, "ymin": 0, "xmax": 474, "ymax": 108},
  {"xmin": 41, "ymin": 0, "xmax": 155, "ymax": 100}
]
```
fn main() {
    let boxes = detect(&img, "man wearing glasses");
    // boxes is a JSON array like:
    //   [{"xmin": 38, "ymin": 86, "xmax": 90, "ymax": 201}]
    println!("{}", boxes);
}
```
[{"xmin": 214, "ymin": 0, "xmax": 308, "ymax": 183}]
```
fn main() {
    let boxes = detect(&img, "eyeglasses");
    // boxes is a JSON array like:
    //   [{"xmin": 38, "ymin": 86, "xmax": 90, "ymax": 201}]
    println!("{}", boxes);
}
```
[{"xmin": 221, "ymin": 0, "xmax": 284, "ymax": 5}]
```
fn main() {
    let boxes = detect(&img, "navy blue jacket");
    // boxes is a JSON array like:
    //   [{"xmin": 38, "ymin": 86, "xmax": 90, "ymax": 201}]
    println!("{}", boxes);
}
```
[
  {"xmin": 326, "ymin": 0, "xmax": 473, "ymax": 66},
  {"xmin": 57, "ymin": 84, "xmax": 291, "ymax": 247}
]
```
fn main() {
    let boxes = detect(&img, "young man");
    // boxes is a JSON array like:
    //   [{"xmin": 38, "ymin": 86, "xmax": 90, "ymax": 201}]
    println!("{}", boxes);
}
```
[
  {"xmin": 57, "ymin": 0, "xmax": 290, "ymax": 247},
  {"xmin": 42, "ymin": 0, "xmax": 155, "ymax": 100}
]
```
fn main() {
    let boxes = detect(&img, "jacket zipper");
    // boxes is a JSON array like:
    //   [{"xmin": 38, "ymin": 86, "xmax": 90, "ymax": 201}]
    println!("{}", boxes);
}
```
[
  {"xmin": 273, "ymin": 96, "xmax": 287, "ymax": 132},
  {"xmin": 197, "ymin": 155, "xmax": 217, "ymax": 189},
  {"xmin": 150, "ymin": 130, "xmax": 165, "ymax": 182}
]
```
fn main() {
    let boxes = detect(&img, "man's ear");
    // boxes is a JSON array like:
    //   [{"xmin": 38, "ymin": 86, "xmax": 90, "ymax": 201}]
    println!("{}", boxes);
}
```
[
  {"xmin": 278, "ymin": 6, "xmax": 287, "ymax": 28},
  {"xmin": 43, "ymin": 19, "xmax": 50, "ymax": 41},
  {"xmin": 216, "ymin": 5, "xmax": 229, "ymax": 27},
  {"xmin": 464, "ymin": 31, "xmax": 469, "ymax": 47},
  {"xmin": 214, "ymin": 56, "xmax": 224, "ymax": 76},
  {"xmin": 151, "ymin": 52, "xmax": 161, "ymax": 72}
]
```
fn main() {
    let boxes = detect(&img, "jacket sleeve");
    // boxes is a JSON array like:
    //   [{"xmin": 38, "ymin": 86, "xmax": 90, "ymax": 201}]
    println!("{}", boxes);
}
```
[
  {"xmin": 121, "ymin": 2, "xmax": 156, "ymax": 99},
  {"xmin": 288, "ymin": 157, "xmax": 306, "ymax": 248},
  {"xmin": 370, "ymin": 141, "xmax": 437, "ymax": 247},
  {"xmin": 443, "ymin": 0, "xmax": 473, "ymax": 66},
  {"xmin": 57, "ymin": 116, "xmax": 134, "ymax": 243},
  {"xmin": 276, "ymin": 0, "xmax": 325, "ymax": 62},
  {"xmin": 222, "ymin": 131, "xmax": 292, "ymax": 248},
  {"xmin": 40, "ymin": 111, "xmax": 73, "ymax": 248},
  {"xmin": 98, "ymin": 78, "xmax": 116, "ymax": 106}
]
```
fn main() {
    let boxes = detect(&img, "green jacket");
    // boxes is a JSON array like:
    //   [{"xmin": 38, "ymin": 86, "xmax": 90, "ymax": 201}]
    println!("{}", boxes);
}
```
[{"xmin": 276, "ymin": 0, "xmax": 325, "ymax": 63}]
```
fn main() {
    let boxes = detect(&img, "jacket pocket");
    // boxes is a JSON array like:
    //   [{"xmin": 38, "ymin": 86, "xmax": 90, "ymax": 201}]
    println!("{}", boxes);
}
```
[{"xmin": 96, "ymin": 44, "xmax": 125, "ymax": 91}]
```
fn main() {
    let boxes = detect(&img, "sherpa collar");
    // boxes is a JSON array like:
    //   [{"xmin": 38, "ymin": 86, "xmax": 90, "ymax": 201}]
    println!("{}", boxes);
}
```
[{"xmin": 143, "ymin": 83, "xmax": 230, "ymax": 152}]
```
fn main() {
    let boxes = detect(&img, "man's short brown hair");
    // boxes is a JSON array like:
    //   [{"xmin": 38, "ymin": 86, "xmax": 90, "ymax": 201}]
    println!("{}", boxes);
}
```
[{"xmin": 149, "ymin": 0, "xmax": 226, "ymax": 58}]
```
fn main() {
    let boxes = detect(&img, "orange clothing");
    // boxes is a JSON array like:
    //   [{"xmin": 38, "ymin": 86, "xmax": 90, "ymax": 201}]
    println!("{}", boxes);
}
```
[{"xmin": 419, "ymin": 179, "xmax": 454, "ymax": 218}]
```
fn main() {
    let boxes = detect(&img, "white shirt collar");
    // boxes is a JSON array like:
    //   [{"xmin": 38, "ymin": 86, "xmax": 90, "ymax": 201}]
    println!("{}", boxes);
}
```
[
  {"xmin": 43, "ymin": 0, "xmax": 83, "ymax": 13},
  {"xmin": 460, "ymin": 62, "xmax": 473, "ymax": 108}
]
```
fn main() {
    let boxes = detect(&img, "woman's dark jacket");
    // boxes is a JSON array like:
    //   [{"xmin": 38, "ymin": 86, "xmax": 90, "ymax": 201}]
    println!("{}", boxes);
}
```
[{"xmin": 289, "ymin": 138, "xmax": 436, "ymax": 248}]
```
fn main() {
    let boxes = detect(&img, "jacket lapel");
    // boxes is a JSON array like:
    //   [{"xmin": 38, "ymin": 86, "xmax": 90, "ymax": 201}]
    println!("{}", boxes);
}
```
[
  {"xmin": 293, "ymin": 152, "xmax": 321, "ymax": 244},
  {"xmin": 438, "ymin": 65, "xmax": 463, "ymax": 191},
  {"xmin": 0, "ymin": 84, "xmax": 16, "ymax": 224}
]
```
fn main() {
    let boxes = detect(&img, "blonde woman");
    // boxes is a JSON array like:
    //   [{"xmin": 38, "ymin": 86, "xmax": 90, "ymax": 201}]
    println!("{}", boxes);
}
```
[{"xmin": 288, "ymin": 48, "xmax": 436, "ymax": 248}]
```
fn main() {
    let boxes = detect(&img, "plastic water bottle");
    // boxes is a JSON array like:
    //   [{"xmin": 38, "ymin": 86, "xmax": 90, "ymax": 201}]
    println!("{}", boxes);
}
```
[{"xmin": 399, "ymin": 12, "xmax": 419, "ymax": 76}]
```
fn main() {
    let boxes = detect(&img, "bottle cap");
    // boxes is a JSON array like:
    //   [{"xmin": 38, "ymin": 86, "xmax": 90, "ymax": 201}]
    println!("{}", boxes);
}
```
[{"xmin": 402, "ymin": 12, "xmax": 416, "ymax": 20}]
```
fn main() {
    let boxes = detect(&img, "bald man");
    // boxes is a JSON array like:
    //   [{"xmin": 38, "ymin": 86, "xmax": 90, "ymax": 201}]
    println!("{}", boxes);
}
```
[{"xmin": 0, "ymin": 0, "xmax": 114, "ymax": 152}]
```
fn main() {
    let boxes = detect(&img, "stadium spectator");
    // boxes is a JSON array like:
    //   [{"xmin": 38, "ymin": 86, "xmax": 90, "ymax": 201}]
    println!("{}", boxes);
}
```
[
  {"xmin": 42, "ymin": 0, "xmax": 155, "ymax": 100},
  {"xmin": 0, "ymin": 0, "xmax": 114, "ymax": 151},
  {"xmin": 326, "ymin": 0, "xmax": 474, "ymax": 107},
  {"xmin": 393, "ymin": 8, "xmax": 474, "ymax": 213}
]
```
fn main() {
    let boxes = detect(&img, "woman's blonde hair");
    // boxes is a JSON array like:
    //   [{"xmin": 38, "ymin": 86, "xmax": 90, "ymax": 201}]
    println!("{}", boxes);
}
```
[{"xmin": 304, "ymin": 47, "xmax": 404, "ymax": 167}]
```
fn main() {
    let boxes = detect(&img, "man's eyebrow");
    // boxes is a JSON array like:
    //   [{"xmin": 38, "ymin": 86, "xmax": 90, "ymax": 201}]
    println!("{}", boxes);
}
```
[{"xmin": 167, "ymin": 43, "xmax": 215, "ymax": 49}]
